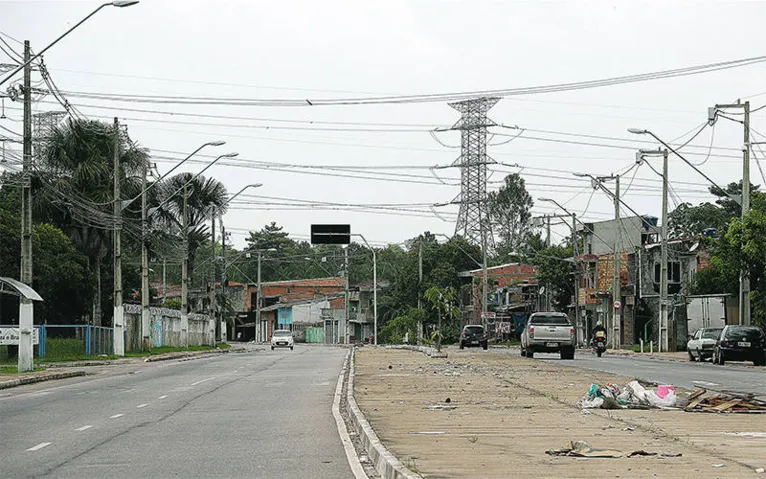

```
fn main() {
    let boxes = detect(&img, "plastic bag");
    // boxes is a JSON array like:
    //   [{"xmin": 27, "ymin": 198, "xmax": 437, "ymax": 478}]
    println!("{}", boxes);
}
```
[
  {"xmin": 578, "ymin": 396, "xmax": 605, "ymax": 409},
  {"xmin": 645, "ymin": 390, "xmax": 677, "ymax": 407}
]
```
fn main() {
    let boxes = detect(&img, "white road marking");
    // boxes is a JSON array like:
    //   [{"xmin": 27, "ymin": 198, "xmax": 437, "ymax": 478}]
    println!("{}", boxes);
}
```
[
  {"xmin": 110, "ymin": 414, "xmax": 124, "ymax": 419},
  {"xmin": 75, "ymin": 425, "xmax": 93, "ymax": 432},
  {"xmin": 30, "ymin": 391, "xmax": 51, "ymax": 397},
  {"xmin": 692, "ymin": 380, "xmax": 720, "ymax": 386},
  {"xmin": 158, "ymin": 395, "xmax": 168, "ymax": 400},
  {"xmin": 190, "ymin": 377, "xmax": 216, "ymax": 386},
  {"xmin": 27, "ymin": 442, "xmax": 51, "ymax": 451},
  {"xmin": 136, "ymin": 403, "xmax": 149, "ymax": 408}
]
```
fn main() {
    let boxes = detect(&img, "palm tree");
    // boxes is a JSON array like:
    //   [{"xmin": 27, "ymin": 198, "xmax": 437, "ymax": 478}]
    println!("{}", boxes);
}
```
[
  {"xmin": 34, "ymin": 118, "xmax": 149, "ymax": 325},
  {"xmin": 151, "ymin": 173, "xmax": 227, "ymax": 298}
]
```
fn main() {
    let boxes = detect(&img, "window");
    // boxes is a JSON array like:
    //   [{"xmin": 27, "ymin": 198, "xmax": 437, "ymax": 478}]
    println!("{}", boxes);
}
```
[{"xmin": 654, "ymin": 261, "xmax": 681, "ymax": 283}]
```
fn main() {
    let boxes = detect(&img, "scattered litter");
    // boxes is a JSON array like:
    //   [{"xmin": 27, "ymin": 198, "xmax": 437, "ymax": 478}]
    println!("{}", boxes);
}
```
[
  {"xmin": 712, "ymin": 464, "xmax": 726, "ymax": 468},
  {"xmin": 388, "ymin": 365, "xmax": 392, "ymax": 369},
  {"xmin": 410, "ymin": 431, "xmax": 446, "ymax": 435},
  {"xmin": 627, "ymin": 450, "xmax": 654, "ymax": 457},
  {"xmin": 577, "ymin": 380, "xmax": 676, "ymax": 409},
  {"xmin": 445, "ymin": 397, "xmax": 451, "ymax": 403},
  {"xmin": 602, "ymin": 425, "xmax": 615, "ymax": 430},
  {"xmin": 444, "ymin": 372, "xmax": 462, "ymax": 376},
  {"xmin": 623, "ymin": 426, "xmax": 637, "ymax": 431},
  {"xmin": 755, "ymin": 467, "xmax": 764, "ymax": 473},
  {"xmin": 426, "ymin": 404, "xmax": 457, "ymax": 411},
  {"xmin": 684, "ymin": 388, "xmax": 766, "ymax": 413},
  {"xmin": 724, "ymin": 432, "xmax": 766, "ymax": 437},
  {"xmin": 546, "ymin": 441, "xmax": 623, "ymax": 458}
]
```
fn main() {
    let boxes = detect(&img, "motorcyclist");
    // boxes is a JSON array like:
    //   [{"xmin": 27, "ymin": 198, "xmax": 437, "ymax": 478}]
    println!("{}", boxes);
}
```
[{"xmin": 591, "ymin": 321, "xmax": 607, "ymax": 345}]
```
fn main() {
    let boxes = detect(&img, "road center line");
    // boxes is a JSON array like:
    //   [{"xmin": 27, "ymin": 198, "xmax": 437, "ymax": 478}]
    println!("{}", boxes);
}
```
[
  {"xmin": 110, "ymin": 414, "xmax": 124, "ymax": 419},
  {"xmin": 75, "ymin": 425, "xmax": 93, "ymax": 432},
  {"xmin": 136, "ymin": 403, "xmax": 149, "ymax": 408},
  {"xmin": 190, "ymin": 377, "xmax": 216, "ymax": 386},
  {"xmin": 27, "ymin": 442, "xmax": 51, "ymax": 452},
  {"xmin": 158, "ymin": 395, "xmax": 168, "ymax": 399}
]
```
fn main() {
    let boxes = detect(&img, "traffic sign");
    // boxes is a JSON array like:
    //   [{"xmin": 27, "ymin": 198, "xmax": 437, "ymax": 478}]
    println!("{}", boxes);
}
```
[
  {"xmin": 613, "ymin": 300, "xmax": 622, "ymax": 309},
  {"xmin": 481, "ymin": 311, "xmax": 496, "ymax": 320},
  {"xmin": 311, "ymin": 224, "xmax": 350, "ymax": 244}
]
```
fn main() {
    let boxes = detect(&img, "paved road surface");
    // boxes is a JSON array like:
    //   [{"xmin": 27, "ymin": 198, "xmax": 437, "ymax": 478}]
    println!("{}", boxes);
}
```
[
  {"xmin": 535, "ymin": 351, "xmax": 766, "ymax": 397},
  {"xmin": 0, "ymin": 346, "xmax": 353, "ymax": 478}
]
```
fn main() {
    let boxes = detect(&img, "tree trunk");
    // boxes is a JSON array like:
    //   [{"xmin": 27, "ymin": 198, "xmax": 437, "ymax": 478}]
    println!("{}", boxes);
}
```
[{"xmin": 94, "ymin": 253, "xmax": 102, "ymax": 326}]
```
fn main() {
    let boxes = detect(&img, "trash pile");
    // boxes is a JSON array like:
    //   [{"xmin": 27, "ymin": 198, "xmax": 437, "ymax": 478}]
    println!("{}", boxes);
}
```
[
  {"xmin": 546, "ymin": 440, "xmax": 682, "ymax": 459},
  {"xmin": 577, "ymin": 380, "xmax": 677, "ymax": 409},
  {"xmin": 684, "ymin": 388, "xmax": 766, "ymax": 413}
]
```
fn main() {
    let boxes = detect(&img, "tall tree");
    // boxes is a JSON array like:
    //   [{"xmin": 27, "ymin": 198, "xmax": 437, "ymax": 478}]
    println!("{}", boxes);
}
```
[
  {"xmin": 34, "ymin": 118, "xmax": 148, "ymax": 325},
  {"xmin": 487, "ymin": 173, "xmax": 534, "ymax": 256}
]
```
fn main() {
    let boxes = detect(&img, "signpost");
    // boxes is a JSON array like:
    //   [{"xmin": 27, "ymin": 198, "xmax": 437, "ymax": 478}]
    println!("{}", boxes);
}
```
[
  {"xmin": 0, "ymin": 327, "xmax": 39, "ymax": 345},
  {"xmin": 310, "ymin": 224, "xmax": 351, "ymax": 245},
  {"xmin": 613, "ymin": 300, "xmax": 622, "ymax": 310}
]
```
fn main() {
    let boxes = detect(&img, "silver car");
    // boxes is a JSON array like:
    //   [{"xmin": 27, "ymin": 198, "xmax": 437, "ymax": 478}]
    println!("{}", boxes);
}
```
[
  {"xmin": 271, "ymin": 329, "xmax": 294, "ymax": 350},
  {"xmin": 687, "ymin": 327, "xmax": 722, "ymax": 362}
]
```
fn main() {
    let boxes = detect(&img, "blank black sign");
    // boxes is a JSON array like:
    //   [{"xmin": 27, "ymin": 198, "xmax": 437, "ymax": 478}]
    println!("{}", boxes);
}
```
[{"xmin": 311, "ymin": 224, "xmax": 351, "ymax": 244}]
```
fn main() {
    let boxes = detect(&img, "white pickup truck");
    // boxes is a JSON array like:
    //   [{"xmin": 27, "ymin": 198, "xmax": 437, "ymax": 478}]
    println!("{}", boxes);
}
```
[{"xmin": 520, "ymin": 312, "xmax": 576, "ymax": 360}]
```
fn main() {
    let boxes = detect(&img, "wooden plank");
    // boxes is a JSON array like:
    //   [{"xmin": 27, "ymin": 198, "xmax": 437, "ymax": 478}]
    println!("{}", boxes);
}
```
[
  {"xmin": 688, "ymin": 388, "xmax": 707, "ymax": 402},
  {"xmin": 712, "ymin": 398, "xmax": 742, "ymax": 412}
]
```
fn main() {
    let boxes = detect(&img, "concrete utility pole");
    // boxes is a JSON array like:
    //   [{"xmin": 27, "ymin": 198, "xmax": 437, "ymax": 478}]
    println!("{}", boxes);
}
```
[
  {"xmin": 713, "ymin": 101, "xmax": 751, "ymax": 325},
  {"xmin": 162, "ymin": 258, "xmax": 167, "ymax": 306},
  {"xmin": 113, "ymin": 117, "xmax": 124, "ymax": 356},
  {"xmin": 180, "ymin": 184, "xmax": 189, "ymax": 347},
  {"xmin": 141, "ymin": 158, "xmax": 150, "ymax": 350},
  {"xmin": 210, "ymin": 213, "xmax": 217, "ymax": 340},
  {"xmin": 17, "ymin": 40, "xmax": 34, "ymax": 372},
  {"xmin": 256, "ymin": 250, "xmax": 262, "ymax": 343},
  {"xmin": 220, "ymin": 218, "xmax": 227, "ymax": 341},
  {"xmin": 572, "ymin": 212, "xmax": 582, "ymax": 347},
  {"xmin": 344, "ymin": 247, "xmax": 350, "ymax": 344},
  {"xmin": 417, "ymin": 238, "xmax": 423, "ymax": 344},
  {"xmin": 612, "ymin": 175, "xmax": 621, "ymax": 349},
  {"xmin": 354, "ymin": 234, "xmax": 378, "ymax": 345}
]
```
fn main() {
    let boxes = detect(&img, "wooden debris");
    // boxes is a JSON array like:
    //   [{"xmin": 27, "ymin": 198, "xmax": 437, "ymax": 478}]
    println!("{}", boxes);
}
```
[{"xmin": 683, "ymin": 388, "xmax": 766, "ymax": 413}]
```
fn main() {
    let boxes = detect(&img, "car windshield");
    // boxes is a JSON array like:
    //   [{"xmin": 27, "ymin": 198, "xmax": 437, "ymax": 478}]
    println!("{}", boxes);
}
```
[
  {"xmin": 274, "ymin": 331, "xmax": 291, "ymax": 337},
  {"xmin": 725, "ymin": 327, "xmax": 763, "ymax": 341},
  {"xmin": 465, "ymin": 326, "xmax": 484, "ymax": 334},
  {"xmin": 702, "ymin": 329, "xmax": 722, "ymax": 339},
  {"xmin": 530, "ymin": 315, "xmax": 570, "ymax": 326}
]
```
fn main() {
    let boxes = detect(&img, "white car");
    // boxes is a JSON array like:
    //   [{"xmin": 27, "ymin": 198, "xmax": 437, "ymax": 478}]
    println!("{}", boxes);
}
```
[
  {"xmin": 271, "ymin": 330, "xmax": 294, "ymax": 350},
  {"xmin": 687, "ymin": 327, "xmax": 723, "ymax": 362}
]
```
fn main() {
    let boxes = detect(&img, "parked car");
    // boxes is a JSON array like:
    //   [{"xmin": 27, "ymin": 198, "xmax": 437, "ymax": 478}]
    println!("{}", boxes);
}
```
[
  {"xmin": 686, "ymin": 327, "xmax": 723, "ymax": 362},
  {"xmin": 271, "ymin": 329, "xmax": 294, "ymax": 350},
  {"xmin": 459, "ymin": 325, "xmax": 488, "ymax": 350},
  {"xmin": 520, "ymin": 312, "xmax": 575, "ymax": 360},
  {"xmin": 712, "ymin": 325, "xmax": 765, "ymax": 366}
]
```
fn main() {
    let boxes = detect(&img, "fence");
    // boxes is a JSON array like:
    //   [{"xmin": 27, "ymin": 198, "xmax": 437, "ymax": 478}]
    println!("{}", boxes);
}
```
[
  {"xmin": 1, "ymin": 324, "xmax": 115, "ymax": 359},
  {"xmin": 123, "ymin": 304, "xmax": 215, "ymax": 351}
]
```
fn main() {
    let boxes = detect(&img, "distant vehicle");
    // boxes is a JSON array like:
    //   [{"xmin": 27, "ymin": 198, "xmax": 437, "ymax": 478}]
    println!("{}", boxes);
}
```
[
  {"xmin": 686, "ymin": 327, "xmax": 723, "ymax": 362},
  {"xmin": 712, "ymin": 325, "xmax": 765, "ymax": 366},
  {"xmin": 459, "ymin": 325, "xmax": 488, "ymax": 350},
  {"xmin": 520, "ymin": 312, "xmax": 575, "ymax": 360},
  {"xmin": 271, "ymin": 329, "xmax": 294, "ymax": 351},
  {"xmin": 592, "ymin": 330, "xmax": 607, "ymax": 357}
]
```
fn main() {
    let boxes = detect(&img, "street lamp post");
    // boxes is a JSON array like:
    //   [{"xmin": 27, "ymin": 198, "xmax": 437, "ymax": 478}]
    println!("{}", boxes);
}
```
[
  {"xmin": 211, "ymin": 183, "xmax": 262, "ymax": 342},
  {"xmin": 128, "ymin": 141, "xmax": 225, "ymax": 351},
  {"xmin": 0, "ymin": 1, "xmax": 140, "ymax": 88},
  {"xmin": 354, "ymin": 234, "xmax": 377, "ymax": 345}
]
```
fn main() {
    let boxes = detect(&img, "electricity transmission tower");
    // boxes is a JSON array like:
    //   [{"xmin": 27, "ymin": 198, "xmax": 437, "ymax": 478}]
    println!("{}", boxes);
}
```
[{"xmin": 449, "ymin": 97, "xmax": 499, "ymax": 248}]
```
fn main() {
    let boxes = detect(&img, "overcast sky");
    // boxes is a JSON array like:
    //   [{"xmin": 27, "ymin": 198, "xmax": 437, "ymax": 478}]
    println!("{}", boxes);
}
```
[{"xmin": 2, "ymin": 0, "xmax": 766, "ymax": 250}]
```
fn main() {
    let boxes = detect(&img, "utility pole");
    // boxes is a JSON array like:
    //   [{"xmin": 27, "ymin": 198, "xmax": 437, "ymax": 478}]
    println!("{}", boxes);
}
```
[
  {"xmin": 220, "ymin": 218, "xmax": 227, "ymax": 341},
  {"xmin": 481, "ymin": 227, "xmax": 489, "ymax": 325},
  {"xmin": 417, "ymin": 238, "xmax": 423, "ymax": 344},
  {"xmin": 345, "ymin": 247, "xmax": 350, "ymax": 345},
  {"xmin": 572, "ymin": 212, "xmax": 581, "ymax": 347},
  {"xmin": 162, "ymin": 258, "xmax": 167, "ymax": 306},
  {"xmin": 256, "ymin": 250, "xmax": 262, "ymax": 343},
  {"xmin": 113, "ymin": 117, "xmax": 124, "ymax": 356},
  {"xmin": 660, "ymin": 150, "xmax": 669, "ymax": 352},
  {"xmin": 713, "ymin": 101, "xmax": 751, "ymax": 325},
  {"xmin": 141, "ymin": 158, "xmax": 150, "ymax": 351},
  {"xmin": 546, "ymin": 215, "xmax": 551, "ymax": 310},
  {"xmin": 180, "ymin": 184, "xmax": 189, "ymax": 348},
  {"xmin": 210, "ymin": 212, "xmax": 218, "ymax": 341},
  {"xmin": 612, "ymin": 175, "xmax": 621, "ymax": 349},
  {"xmin": 17, "ymin": 40, "xmax": 34, "ymax": 372}
]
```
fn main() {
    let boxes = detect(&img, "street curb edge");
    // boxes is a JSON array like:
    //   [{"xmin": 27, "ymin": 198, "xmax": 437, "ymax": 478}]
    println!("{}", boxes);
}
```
[{"xmin": 0, "ymin": 370, "xmax": 88, "ymax": 390}]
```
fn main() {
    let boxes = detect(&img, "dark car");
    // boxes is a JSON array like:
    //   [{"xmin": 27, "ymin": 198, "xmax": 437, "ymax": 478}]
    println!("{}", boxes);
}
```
[
  {"xmin": 459, "ymin": 325, "xmax": 488, "ymax": 350},
  {"xmin": 712, "ymin": 325, "xmax": 766, "ymax": 366}
]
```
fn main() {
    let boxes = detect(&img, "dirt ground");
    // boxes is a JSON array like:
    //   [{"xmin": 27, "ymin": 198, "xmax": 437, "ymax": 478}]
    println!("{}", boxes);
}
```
[{"xmin": 354, "ymin": 347, "xmax": 766, "ymax": 478}]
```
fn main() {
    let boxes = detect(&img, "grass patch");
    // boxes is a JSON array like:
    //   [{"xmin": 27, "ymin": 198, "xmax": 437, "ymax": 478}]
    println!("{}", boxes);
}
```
[
  {"xmin": 125, "ymin": 344, "xmax": 222, "ymax": 357},
  {"xmin": 46, "ymin": 338, "xmax": 86, "ymax": 358},
  {"xmin": 1, "ymin": 366, "xmax": 45, "ymax": 374}
]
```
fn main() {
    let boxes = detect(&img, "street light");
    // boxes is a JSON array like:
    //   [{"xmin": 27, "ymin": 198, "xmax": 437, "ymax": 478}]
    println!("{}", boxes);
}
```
[
  {"xmin": 353, "ymin": 234, "xmax": 378, "ymax": 345},
  {"xmin": 254, "ymin": 248, "xmax": 277, "ymax": 343},
  {"xmin": 0, "ymin": 1, "xmax": 140, "ymax": 87}
]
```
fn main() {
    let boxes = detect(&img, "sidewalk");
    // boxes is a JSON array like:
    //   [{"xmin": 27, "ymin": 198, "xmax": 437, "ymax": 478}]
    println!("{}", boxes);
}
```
[{"xmin": 354, "ymin": 347, "xmax": 765, "ymax": 478}]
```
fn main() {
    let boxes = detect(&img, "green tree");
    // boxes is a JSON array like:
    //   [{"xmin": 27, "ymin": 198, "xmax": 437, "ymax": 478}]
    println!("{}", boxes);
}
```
[
  {"xmin": 531, "ymin": 245, "xmax": 575, "ymax": 311},
  {"xmin": 424, "ymin": 285, "xmax": 461, "ymax": 351},
  {"xmin": 487, "ymin": 173, "xmax": 534, "ymax": 255}
]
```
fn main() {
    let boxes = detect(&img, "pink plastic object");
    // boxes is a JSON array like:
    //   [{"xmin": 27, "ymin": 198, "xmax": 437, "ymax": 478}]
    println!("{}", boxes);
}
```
[{"xmin": 656, "ymin": 385, "xmax": 675, "ymax": 399}]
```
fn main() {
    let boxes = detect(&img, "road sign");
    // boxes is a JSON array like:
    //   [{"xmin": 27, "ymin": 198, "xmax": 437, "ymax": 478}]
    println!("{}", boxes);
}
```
[
  {"xmin": 481, "ymin": 312, "xmax": 496, "ymax": 320},
  {"xmin": 613, "ymin": 300, "xmax": 622, "ymax": 309},
  {"xmin": 310, "ymin": 224, "xmax": 350, "ymax": 244},
  {"xmin": 0, "ymin": 327, "xmax": 39, "ymax": 345}
]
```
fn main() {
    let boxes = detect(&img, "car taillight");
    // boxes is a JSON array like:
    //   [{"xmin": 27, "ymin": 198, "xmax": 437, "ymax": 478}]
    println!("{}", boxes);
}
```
[
  {"xmin": 462, "ymin": 332, "xmax": 466, "ymax": 337},
  {"xmin": 529, "ymin": 327, "xmax": 534, "ymax": 338},
  {"xmin": 483, "ymin": 332, "xmax": 487, "ymax": 338},
  {"xmin": 570, "ymin": 329, "xmax": 575, "ymax": 336},
  {"xmin": 722, "ymin": 339, "xmax": 728, "ymax": 346}
]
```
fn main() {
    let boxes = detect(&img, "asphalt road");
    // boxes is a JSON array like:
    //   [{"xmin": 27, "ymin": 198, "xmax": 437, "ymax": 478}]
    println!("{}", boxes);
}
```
[
  {"xmin": 533, "ymin": 351, "xmax": 766, "ymax": 397},
  {"xmin": 0, "ymin": 346, "xmax": 353, "ymax": 478}
]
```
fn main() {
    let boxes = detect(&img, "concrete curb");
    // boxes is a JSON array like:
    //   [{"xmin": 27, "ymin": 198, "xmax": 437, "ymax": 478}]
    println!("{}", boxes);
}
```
[
  {"xmin": 347, "ymin": 348, "xmax": 421, "ymax": 479},
  {"xmin": 0, "ymin": 370, "xmax": 88, "ymax": 390},
  {"xmin": 143, "ymin": 347, "xmax": 235, "ymax": 362}
]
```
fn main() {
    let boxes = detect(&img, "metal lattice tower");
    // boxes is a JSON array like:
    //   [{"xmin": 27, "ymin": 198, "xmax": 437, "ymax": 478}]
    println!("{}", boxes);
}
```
[
  {"xmin": 449, "ymin": 97, "xmax": 499, "ymax": 248},
  {"xmin": 33, "ymin": 111, "xmax": 66, "ymax": 143}
]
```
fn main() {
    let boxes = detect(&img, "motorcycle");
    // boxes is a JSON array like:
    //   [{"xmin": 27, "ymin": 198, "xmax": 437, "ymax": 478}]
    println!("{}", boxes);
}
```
[{"xmin": 592, "ymin": 331, "xmax": 607, "ymax": 357}]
